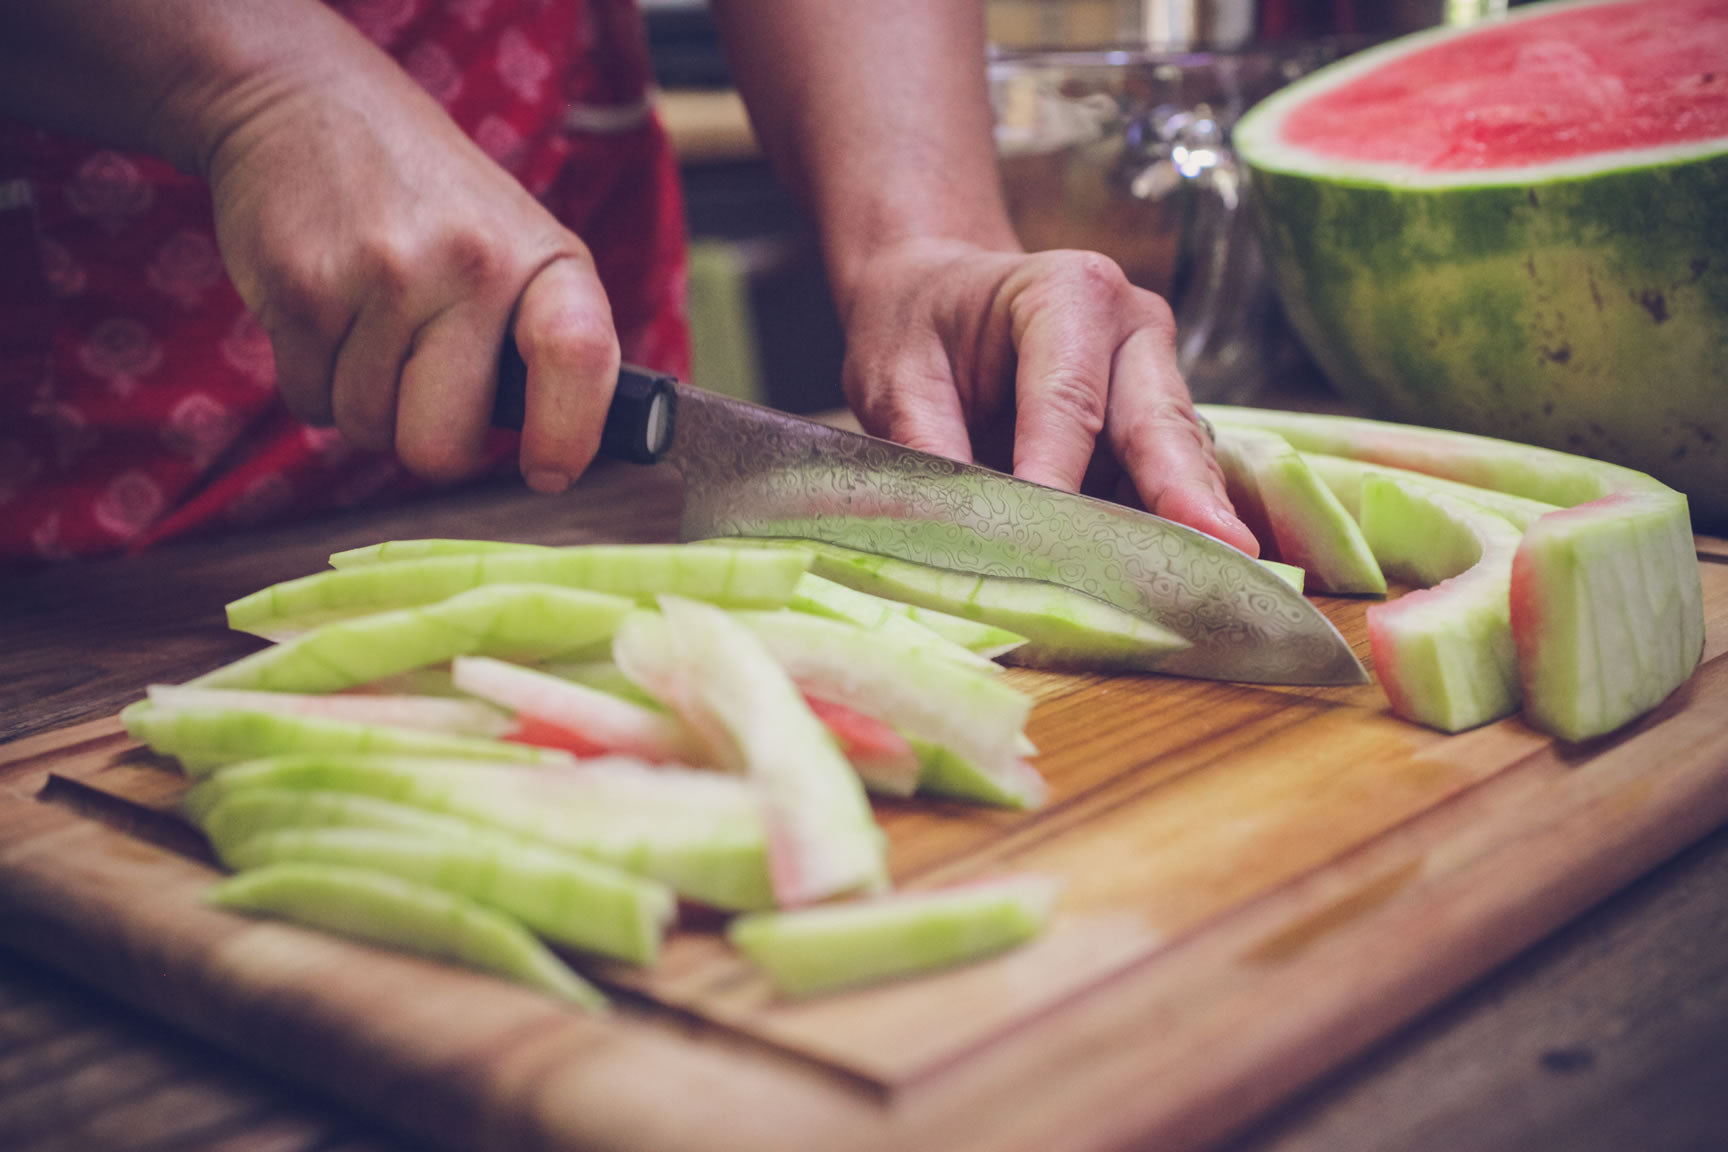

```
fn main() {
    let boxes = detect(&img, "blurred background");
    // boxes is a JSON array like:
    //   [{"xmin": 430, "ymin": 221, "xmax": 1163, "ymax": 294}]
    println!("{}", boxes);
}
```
[{"xmin": 642, "ymin": 0, "xmax": 1514, "ymax": 415}]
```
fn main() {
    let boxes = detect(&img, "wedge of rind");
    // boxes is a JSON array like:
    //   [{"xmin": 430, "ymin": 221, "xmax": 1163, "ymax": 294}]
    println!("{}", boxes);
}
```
[
  {"xmin": 1202, "ymin": 405, "xmax": 1705, "ymax": 741},
  {"xmin": 1212, "ymin": 425, "xmax": 1385, "ymax": 595},
  {"xmin": 1358, "ymin": 474, "xmax": 1524, "ymax": 733},
  {"xmin": 704, "ymin": 537, "xmax": 1189, "ymax": 671},
  {"xmin": 231, "ymin": 544, "xmax": 810, "ymax": 639},
  {"xmin": 728, "ymin": 876, "xmax": 1061, "ymax": 998},
  {"xmin": 207, "ymin": 862, "xmax": 608, "ymax": 1010},
  {"xmin": 614, "ymin": 599, "xmax": 889, "ymax": 907}
]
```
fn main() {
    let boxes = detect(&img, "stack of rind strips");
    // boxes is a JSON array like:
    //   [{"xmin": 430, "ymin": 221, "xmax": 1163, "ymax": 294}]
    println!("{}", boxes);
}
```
[
  {"xmin": 1199, "ymin": 406, "xmax": 1706, "ymax": 742},
  {"xmin": 126, "ymin": 537, "xmax": 1100, "ymax": 1008}
]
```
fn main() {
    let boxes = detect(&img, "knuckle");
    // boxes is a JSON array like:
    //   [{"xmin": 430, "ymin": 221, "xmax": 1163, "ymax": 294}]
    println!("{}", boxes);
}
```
[
  {"xmin": 1035, "ymin": 365, "xmax": 1109, "ymax": 435},
  {"xmin": 1117, "ymin": 396, "xmax": 1211, "ymax": 463},
  {"xmin": 528, "ymin": 320, "xmax": 619, "ymax": 381},
  {"xmin": 444, "ymin": 228, "xmax": 515, "ymax": 295},
  {"xmin": 360, "ymin": 233, "xmax": 417, "ymax": 304},
  {"xmin": 1129, "ymin": 286, "xmax": 1178, "ymax": 336},
  {"xmin": 256, "ymin": 259, "xmax": 340, "ymax": 338},
  {"xmin": 1048, "ymin": 249, "xmax": 1131, "ymax": 301}
]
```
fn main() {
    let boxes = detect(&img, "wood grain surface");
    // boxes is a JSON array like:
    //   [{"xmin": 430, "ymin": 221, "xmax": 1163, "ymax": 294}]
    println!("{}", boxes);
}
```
[{"xmin": 2, "ymin": 463, "xmax": 1726, "ymax": 1152}]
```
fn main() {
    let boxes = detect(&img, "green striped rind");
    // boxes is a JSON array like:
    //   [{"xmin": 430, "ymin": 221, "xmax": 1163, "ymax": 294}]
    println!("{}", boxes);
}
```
[{"xmin": 1232, "ymin": 1, "xmax": 1728, "ymax": 530}]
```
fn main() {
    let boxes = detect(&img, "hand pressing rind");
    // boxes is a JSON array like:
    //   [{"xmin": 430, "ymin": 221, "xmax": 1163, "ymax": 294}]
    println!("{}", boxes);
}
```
[{"xmin": 837, "ymin": 239, "xmax": 1259, "ymax": 557}]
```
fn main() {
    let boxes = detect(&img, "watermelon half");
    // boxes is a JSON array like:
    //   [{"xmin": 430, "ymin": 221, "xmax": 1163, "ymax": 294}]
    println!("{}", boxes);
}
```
[{"xmin": 1234, "ymin": 0, "xmax": 1728, "ymax": 532}]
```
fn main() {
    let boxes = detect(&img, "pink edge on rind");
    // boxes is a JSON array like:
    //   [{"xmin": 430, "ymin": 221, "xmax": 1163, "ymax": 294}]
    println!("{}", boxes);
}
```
[
  {"xmin": 1364, "ymin": 597, "xmax": 1415, "ymax": 721},
  {"xmin": 765, "ymin": 818, "xmax": 807, "ymax": 909}
]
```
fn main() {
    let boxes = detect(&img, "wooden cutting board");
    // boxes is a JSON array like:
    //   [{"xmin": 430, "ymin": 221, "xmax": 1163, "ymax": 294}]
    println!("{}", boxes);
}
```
[{"xmin": 2, "ymin": 523, "xmax": 1726, "ymax": 1152}]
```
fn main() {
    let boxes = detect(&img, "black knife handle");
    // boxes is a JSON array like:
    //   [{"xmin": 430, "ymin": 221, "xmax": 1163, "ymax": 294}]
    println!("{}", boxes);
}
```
[{"xmin": 493, "ymin": 336, "xmax": 677, "ymax": 465}]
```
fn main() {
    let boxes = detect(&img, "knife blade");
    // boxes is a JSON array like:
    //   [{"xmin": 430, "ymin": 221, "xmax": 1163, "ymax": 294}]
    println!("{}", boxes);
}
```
[{"xmin": 493, "ymin": 349, "xmax": 1366, "ymax": 686}]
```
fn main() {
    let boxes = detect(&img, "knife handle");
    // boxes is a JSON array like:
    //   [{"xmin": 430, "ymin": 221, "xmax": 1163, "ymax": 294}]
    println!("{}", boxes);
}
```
[{"xmin": 492, "ymin": 336, "xmax": 678, "ymax": 465}]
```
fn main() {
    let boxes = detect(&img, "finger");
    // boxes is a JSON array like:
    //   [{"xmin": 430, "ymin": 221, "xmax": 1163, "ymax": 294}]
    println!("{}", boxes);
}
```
[
  {"xmin": 393, "ymin": 304, "xmax": 502, "ymax": 482},
  {"xmin": 512, "ymin": 255, "xmax": 619, "ymax": 493},
  {"xmin": 329, "ymin": 301, "xmax": 413, "ymax": 454},
  {"xmin": 1006, "ymin": 256, "xmax": 1118, "ymax": 492},
  {"xmin": 1106, "ymin": 323, "xmax": 1260, "ymax": 556},
  {"xmin": 266, "ymin": 318, "xmax": 342, "ymax": 427}
]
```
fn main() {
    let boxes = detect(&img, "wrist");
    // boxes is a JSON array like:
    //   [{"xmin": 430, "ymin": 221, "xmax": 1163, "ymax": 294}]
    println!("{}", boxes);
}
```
[
  {"xmin": 154, "ymin": 3, "xmax": 388, "ymax": 179},
  {"xmin": 825, "ymin": 210, "xmax": 1023, "ymax": 326}
]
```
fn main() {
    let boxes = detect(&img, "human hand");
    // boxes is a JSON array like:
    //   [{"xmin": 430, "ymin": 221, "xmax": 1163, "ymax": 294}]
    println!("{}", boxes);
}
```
[
  {"xmin": 196, "ymin": 18, "xmax": 615, "ymax": 493},
  {"xmin": 836, "ymin": 239, "xmax": 1260, "ymax": 556}
]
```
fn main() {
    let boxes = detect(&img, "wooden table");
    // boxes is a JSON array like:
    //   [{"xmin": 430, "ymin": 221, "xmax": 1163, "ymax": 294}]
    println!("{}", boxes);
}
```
[{"xmin": 3, "ymin": 459, "xmax": 1726, "ymax": 1152}]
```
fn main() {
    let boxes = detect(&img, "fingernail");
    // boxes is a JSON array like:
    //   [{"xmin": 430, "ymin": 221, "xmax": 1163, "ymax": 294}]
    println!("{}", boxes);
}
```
[{"xmin": 526, "ymin": 469, "xmax": 570, "ymax": 494}]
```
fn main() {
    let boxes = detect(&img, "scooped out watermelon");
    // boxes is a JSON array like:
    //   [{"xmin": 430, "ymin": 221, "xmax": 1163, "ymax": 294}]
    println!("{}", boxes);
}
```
[{"xmin": 1234, "ymin": 0, "xmax": 1728, "ymax": 531}]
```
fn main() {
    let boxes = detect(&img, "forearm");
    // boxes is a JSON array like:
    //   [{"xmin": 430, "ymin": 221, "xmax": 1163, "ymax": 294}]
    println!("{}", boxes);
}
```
[
  {"xmin": 0, "ymin": 0, "xmax": 401, "ymax": 176},
  {"xmin": 708, "ymin": 0, "xmax": 1020, "ymax": 317}
]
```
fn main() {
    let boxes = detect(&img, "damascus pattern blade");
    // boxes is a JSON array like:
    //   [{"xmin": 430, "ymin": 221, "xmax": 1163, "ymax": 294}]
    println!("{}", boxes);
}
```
[{"xmin": 666, "ymin": 386, "xmax": 1366, "ymax": 685}]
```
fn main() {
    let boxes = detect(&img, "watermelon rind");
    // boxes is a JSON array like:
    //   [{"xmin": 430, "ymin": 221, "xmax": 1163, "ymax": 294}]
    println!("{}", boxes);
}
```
[
  {"xmin": 1201, "ymin": 405, "xmax": 1704, "ymax": 742},
  {"xmin": 1357, "ymin": 474, "xmax": 1524, "ymax": 733},
  {"xmin": 1233, "ymin": 0, "xmax": 1728, "ymax": 530}
]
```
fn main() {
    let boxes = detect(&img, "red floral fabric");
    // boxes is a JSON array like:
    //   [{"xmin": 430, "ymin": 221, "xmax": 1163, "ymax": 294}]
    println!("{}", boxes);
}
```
[{"xmin": 0, "ymin": 0, "xmax": 690, "ymax": 563}]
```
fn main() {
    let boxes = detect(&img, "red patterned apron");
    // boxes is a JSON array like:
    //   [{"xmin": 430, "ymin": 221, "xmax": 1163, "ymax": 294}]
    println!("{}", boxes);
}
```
[{"xmin": 0, "ymin": 0, "xmax": 690, "ymax": 563}]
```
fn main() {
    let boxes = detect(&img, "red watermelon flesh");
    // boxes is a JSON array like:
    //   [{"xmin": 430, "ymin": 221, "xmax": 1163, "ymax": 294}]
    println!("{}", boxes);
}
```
[{"xmin": 1285, "ymin": 0, "xmax": 1728, "ymax": 170}]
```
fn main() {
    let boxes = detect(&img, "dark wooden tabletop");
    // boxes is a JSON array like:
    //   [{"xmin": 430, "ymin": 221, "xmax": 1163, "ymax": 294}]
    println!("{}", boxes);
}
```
[{"xmin": 3, "ymin": 458, "xmax": 1725, "ymax": 1152}]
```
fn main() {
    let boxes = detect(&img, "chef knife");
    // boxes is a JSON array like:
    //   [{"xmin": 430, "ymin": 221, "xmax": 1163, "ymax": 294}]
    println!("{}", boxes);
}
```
[{"xmin": 493, "ymin": 347, "xmax": 1366, "ymax": 686}]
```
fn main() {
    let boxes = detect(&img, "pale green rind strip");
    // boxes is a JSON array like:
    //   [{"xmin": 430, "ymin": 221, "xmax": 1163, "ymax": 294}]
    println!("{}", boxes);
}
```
[
  {"xmin": 1359, "ymin": 475, "xmax": 1523, "ymax": 733},
  {"xmin": 913, "ymin": 740, "xmax": 1045, "ymax": 810},
  {"xmin": 733, "ymin": 609, "xmax": 1041, "ymax": 807},
  {"xmin": 146, "ymin": 685, "xmax": 513, "ymax": 735},
  {"xmin": 1199, "ymin": 402, "xmax": 1675, "ymax": 509},
  {"xmin": 1212, "ymin": 426, "xmax": 1385, "ymax": 595},
  {"xmin": 194, "ymin": 584, "xmax": 635, "ymax": 694},
  {"xmin": 623, "ymin": 599, "xmax": 889, "ymax": 906},
  {"xmin": 1300, "ymin": 452, "xmax": 1559, "ymax": 529},
  {"xmin": 1518, "ymin": 497, "xmax": 1706, "ymax": 742},
  {"xmin": 215, "ymin": 825, "xmax": 674, "ymax": 966},
  {"xmin": 1261, "ymin": 561, "xmax": 1306, "ymax": 593},
  {"xmin": 707, "ymin": 538, "xmax": 1189, "ymax": 672},
  {"xmin": 207, "ymin": 862, "xmax": 608, "ymax": 1010},
  {"xmin": 728, "ymin": 876, "xmax": 1061, "ymax": 998},
  {"xmin": 231, "ymin": 546, "xmax": 811, "ymax": 638},
  {"xmin": 121, "ymin": 699, "xmax": 566, "ymax": 778},
  {"xmin": 790, "ymin": 572, "xmax": 1027, "ymax": 661},
  {"xmin": 191, "ymin": 755, "xmax": 775, "ymax": 912},
  {"xmin": 534, "ymin": 660, "xmax": 667, "ymax": 711},
  {"xmin": 329, "ymin": 538, "xmax": 549, "ymax": 567}
]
